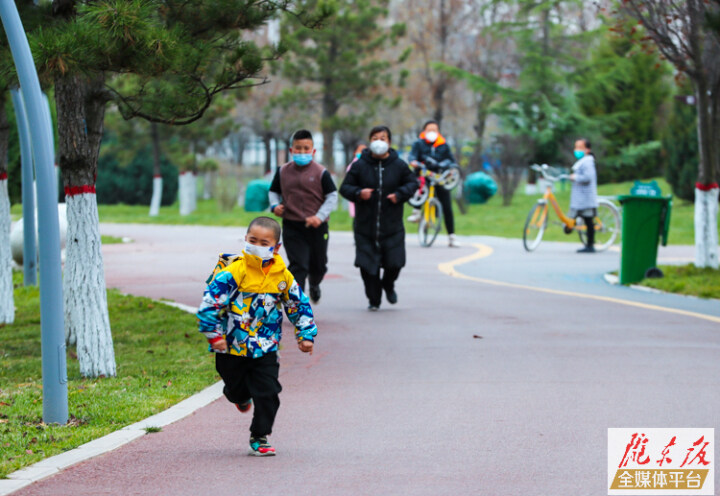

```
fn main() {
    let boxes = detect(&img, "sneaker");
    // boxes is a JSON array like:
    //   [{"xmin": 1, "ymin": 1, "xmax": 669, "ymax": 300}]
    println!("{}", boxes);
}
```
[
  {"xmin": 449, "ymin": 234, "xmax": 461, "ymax": 247},
  {"xmin": 385, "ymin": 289, "xmax": 397, "ymax": 305},
  {"xmin": 235, "ymin": 400, "xmax": 252, "ymax": 413},
  {"xmin": 309, "ymin": 285, "xmax": 321, "ymax": 303},
  {"xmin": 577, "ymin": 246, "xmax": 596, "ymax": 253},
  {"xmin": 249, "ymin": 436, "xmax": 276, "ymax": 456},
  {"xmin": 368, "ymin": 304, "xmax": 380, "ymax": 312},
  {"xmin": 407, "ymin": 210, "xmax": 421, "ymax": 223}
]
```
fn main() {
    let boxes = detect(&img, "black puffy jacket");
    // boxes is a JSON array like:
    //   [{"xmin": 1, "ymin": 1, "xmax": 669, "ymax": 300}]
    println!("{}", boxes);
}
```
[
  {"xmin": 407, "ymin": 138, "xmax": 457, "ymax": 171},
  {"xmin": 340, "ymin": 148, "xmax": 419, "ymax": 272}
]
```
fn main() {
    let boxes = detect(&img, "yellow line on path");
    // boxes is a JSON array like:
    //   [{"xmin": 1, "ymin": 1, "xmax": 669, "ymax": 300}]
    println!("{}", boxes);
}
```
[{"xmin": 438, "ymin": 243, "xmax": 720, "ymax": 325}]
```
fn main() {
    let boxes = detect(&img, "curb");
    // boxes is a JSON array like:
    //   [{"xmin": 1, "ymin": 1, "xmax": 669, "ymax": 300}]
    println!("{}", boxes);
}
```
[
  {"xmin": 0, "ymin": 302, "xmax": 222, "ymax": 496},
  {"xmin": 603, "ymin": 272, "xmax": 720, "ymax": 302},
  {"xmin": 603, "ymin": 272, "xmax": 664, "ymax": 295}
]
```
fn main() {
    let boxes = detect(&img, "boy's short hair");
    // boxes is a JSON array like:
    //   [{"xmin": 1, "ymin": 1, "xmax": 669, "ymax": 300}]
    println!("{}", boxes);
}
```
[
  {"xmin": 422, "ymin": 119, "xmax": 439, "ymax": 130},
  {"xmin": 291, "ymin": 129, "xmax": 313, "ymax": 144},
  {"xmin": 247, "ymin": 216, "xmax": 282, "ymax": 244}
]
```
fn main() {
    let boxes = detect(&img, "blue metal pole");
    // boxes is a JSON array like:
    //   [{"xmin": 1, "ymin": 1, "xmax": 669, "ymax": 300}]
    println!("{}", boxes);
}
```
[
  {"xmin": 10, "ymin": 88, "xmax": 37, "ymax": 286},
  {"xmin": 0, "ymin": 0, "xmax": 67, "ymax": 424},
  {"xmin": 41, "ymin": 92, "xmax": 56, "ymax": 197}
]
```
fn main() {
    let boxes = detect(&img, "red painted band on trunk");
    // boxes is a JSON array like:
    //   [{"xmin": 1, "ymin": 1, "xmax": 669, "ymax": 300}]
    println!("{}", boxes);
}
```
[
  {"xmin": 153, "ymin": 175, "xmax": 162, "ymax": 178},
  {"xmin": 696, "ymin": 182, "xmax": 719, "ymax": 191},
  {"xmin": 0, "ymin": 173, "xmax": 7, "ymax": 180},
  {"xmin": 65, "ymin": 185, "xmax": 96, "ymax": 196}
]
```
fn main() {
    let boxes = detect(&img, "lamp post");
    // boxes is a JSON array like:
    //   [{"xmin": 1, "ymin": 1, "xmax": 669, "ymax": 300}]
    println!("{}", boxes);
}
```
[
  {"xmin": 10, "ymin": 88, "xmax": 37, "ymax": 286},
  {"xmin": 0, "ymin": 0, "xmax": 67, "ymax": 424}
]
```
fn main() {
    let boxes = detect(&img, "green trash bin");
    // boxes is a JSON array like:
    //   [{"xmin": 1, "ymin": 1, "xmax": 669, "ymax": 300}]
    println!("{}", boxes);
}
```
[
  {"xmin": 617, "ymin": 191, "xmax": 672, "ymax": 285},
  {"xmin": 244, "ymin": 179, "xmax": 271, "ymax": 212}
]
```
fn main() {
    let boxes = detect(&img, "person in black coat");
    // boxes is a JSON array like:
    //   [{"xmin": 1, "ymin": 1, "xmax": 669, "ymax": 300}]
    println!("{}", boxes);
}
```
[
  {"xmin": 339, "ymin": 125, "xmax": 419, "ymax": 311},
  {"xmin": 407, "ymin": 119, "xmax": 460, "ymax": 247}
]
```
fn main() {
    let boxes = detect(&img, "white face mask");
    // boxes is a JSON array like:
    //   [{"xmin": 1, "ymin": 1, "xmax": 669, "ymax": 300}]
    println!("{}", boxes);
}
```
[
  {"xmin": 370, "ymin": 140, "xmax": 389, "ymax": 156},
  {"xmin": 244, "ymin": 242, "xmax": 276, "ymax": 261},
  {"xmin": 425, "ymin": 131, "xmax": 438, "ymax": 143}
]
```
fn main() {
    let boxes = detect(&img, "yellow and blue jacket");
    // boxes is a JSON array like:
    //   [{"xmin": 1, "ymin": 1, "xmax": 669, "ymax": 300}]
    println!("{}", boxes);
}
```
[{"xmin": 197, "ymin": 252, "xmax": 317, "ymax": 358}]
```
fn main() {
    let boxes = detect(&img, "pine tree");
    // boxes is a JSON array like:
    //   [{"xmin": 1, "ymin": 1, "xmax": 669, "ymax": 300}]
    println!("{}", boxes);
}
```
[
  {"xmin": 575, "ymin": 25, "xmax": 672, "ymax": 183},
  {"xmin": 18, "ymin": 0, "xmax": 328, "ymax": 377}
]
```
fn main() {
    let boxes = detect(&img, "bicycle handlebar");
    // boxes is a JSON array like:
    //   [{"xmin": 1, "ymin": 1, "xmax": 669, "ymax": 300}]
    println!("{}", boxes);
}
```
[{"xmin": 530, "ymin": 163, "xmax": 569, "ymax": 182}]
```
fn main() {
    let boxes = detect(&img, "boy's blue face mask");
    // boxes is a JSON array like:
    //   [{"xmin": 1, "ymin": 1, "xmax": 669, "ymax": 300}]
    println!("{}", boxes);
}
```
[
  {"xmin": 573, "ymin": 150, "xmax": 585, "ymax": 160},
  {"xmin": 293, "ymin": 154, "xmax": 313, "ymax": 166}
]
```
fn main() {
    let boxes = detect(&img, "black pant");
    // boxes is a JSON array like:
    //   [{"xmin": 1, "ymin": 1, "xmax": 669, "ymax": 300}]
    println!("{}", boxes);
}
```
[
  {"xmin": 435, "ymin": 186, "xmax": 455, "ymax": 234},
  {"xmin": 360, "ymin": 267, "xmax": 401, "ymax": 307},
  {"xmin": 215, "ymin": 352, "xmax": 282, "ymax": 438},
  {"xmin": 583, "ymin": 216, "xmax": 595, "ymax": 247},
  {"xmin": 282, "ymin": 220, "xmax": 329, "ymax": 292}
]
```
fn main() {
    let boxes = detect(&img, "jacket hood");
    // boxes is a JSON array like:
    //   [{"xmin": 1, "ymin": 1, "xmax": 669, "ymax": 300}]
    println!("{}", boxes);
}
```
[
  {"xmin": 360, "ymin": 147, "xmax": 399, "ymax": 165},
  {"xmin": 419, "ymin": 131, "xmax": 447, "ymax": 147}
]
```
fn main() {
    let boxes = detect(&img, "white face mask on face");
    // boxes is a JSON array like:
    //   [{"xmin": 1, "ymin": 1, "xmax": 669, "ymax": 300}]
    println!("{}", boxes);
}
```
[
  {"xmin": 244, "ymin": 242, "xmax": 276, "ymax": 261},
  {"xmin": 425, "ymin": 131, "xmax": 438, "ymax": 143},
  {"xmin": 370, "ymin": 140, "xmax": 389, "ymax": 156}
]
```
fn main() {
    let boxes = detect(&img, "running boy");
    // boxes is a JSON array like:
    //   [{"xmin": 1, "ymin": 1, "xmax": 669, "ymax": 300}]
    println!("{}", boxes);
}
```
[
  {"xmin": 197, "ymin": 216, "xmax": 317, "ymax": 456},
  {"xmin": 269, "ymin": 129, "xmax": 337, "ymax": 303}
]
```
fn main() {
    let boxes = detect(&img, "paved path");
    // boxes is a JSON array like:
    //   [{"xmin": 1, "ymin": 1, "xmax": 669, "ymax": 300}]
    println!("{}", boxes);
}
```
[{"xmin": 12, "ymin": 224, "xmax": 720, "ymax": 496}]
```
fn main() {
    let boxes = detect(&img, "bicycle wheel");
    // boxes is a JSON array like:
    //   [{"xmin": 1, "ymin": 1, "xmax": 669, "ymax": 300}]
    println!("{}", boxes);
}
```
[
  {"xmin": 523, "ymin": 201, "xmax": 548, "ymax": 252},
  {"xmin": 408, "ymin": 183, "xmax": 429, "ymax": 208},
  {"xmin": 441, "ymin": 166, "xmax": 461, "ymax": 190},
  {"xmin": 418, "ymin": 198, "xmax": 443, "ymax": 247},
  {"xmin": 577, "ymin": 199, "xmax": 621, "ymax": 251}
]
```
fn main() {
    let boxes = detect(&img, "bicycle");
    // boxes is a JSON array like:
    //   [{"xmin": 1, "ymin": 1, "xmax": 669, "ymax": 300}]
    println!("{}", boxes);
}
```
[
  {"xmin": 408, "ymin": 157, "xmax": 460, "ymax": 247},
  {"xmin": 522, "ymin": 164, "xmax": 621, "ymax": 252}
]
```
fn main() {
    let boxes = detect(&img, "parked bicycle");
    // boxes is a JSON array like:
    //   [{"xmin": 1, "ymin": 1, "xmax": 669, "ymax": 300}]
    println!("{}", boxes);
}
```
[
  {"xmin": 408, "ymin": 157, "xmax": 460, "ymax": 247},
  {"xmin": 523, "ymin": 164, "xmax": 621, "ymax": 252}
]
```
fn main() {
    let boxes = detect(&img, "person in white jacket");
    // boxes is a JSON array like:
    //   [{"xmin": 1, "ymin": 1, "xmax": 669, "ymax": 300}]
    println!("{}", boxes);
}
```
[{"xmin": 569, "ymin": 138, "xmax": 598, "ymax": 253}]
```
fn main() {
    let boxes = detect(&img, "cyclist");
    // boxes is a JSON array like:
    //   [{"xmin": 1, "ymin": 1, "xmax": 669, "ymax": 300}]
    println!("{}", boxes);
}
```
[
  {"xmin": 569, "ymin": 138, "xmax": 598, "ymax": 253},
  {"xmin": 407, "ymin": 120, "xmax": 460, "ymax": 247}
]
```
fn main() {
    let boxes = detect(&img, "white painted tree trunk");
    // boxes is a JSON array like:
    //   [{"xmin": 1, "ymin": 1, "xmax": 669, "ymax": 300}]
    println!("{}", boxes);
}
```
[
  {"xmin": 0, "ymin": 179, "xmax": 14, "ymax": 324},
  {"xmin": 179, "ymin": 172, "xmax": 197, "ymax": 216},
  {"xmin": 64, "ymin": 193, "xmax": 116, "ymax": 377},
  {"xmin": 202, "ymin": 171, "xmax": 214, "ymax": 200},
  {"xmin": 694, "ymin": 186, "xmax": 719, "ymax": 269},
  {"xmin": 149, "ymin": 176, "xmax": 162, "ymax": 217},
  {"xmin": 189, "ymin": 173, "xmax": 197, "ymax": 212},
  {"xmin": 179, "ymin": 172, "xmax": 189, "ymax": 215}
]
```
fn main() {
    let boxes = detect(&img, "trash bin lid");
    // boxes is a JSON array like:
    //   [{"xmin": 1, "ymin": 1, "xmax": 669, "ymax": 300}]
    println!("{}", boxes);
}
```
[{"xmin": 617, "ymin": 194, "xmax": 673, "ymax": 204}]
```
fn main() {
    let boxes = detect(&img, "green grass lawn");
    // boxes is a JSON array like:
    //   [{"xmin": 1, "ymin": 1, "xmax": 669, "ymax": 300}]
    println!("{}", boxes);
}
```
[
  {"xmin": 638, "ymin": 264, "xmax": 720, "ymax": 299},
  {"xmin": 7, "ymin": 177, "xmax": 709, "ymax": 245},
  {"xmin": 0, "ymin": 272, "xmax": 217, "ymax": 478}
]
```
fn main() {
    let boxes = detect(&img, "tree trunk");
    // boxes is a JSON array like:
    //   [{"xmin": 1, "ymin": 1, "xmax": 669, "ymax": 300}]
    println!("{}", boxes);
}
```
[
  {"xmin": 149, "ymin": 176, "xmax": 163, "ymax": 216},
  {"xmin": 321, "ymin": 38, "xmax": 338, "ymax": 170},
  {"xmin": 693, "ymin": 77, "xmax": 719, "ymax": 268},
  {"xmin": 149, "ymin": 122, "xmax": 162, "ymax": 216},
  {"xmin": 55, "ymin": 73, "xmax": 116, "ymax": 378},
  {"xmin": 262, "ymin": 134, "xmax": 272, "ymax": 175},
  {"xmin": 203, "ymin": 170, "xmax": 215, "ymax": 199},
  {"xmin": 179, "ymin": 171, "xmax": 193, "ymax": 216},
  {"xmin": 276, "ymin": 138, "xmax": 286, "ymax": 168},
  {"xmin": 0, "ymin": 97, "xmax": 13, "ymax": 323},
  {"xmin": 471, "ymin": 97, "xmax": 490, "ymax": 171}
]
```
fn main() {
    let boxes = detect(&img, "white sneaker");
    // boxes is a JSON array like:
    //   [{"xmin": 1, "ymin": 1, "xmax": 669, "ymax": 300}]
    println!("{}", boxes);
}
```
[
  {"xmin": 407, "ymin": 210, "xmax": 421, "ymax": 223},
  {"xmin": 448, "ymin": 234, "xmax": 461, "ymax": 247}
]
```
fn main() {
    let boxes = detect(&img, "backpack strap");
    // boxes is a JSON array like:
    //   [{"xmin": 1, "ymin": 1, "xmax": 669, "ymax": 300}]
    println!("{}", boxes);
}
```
[{"xmin": 206, "ymin": 253, "xmax": 242, "ymax": 284}]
